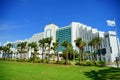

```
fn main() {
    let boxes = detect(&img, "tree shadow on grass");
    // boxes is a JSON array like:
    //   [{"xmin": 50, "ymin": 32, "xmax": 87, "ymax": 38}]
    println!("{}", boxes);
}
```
[{"xmin": 84, "ymin": 67, "xmax": 120, "ymax": 80}]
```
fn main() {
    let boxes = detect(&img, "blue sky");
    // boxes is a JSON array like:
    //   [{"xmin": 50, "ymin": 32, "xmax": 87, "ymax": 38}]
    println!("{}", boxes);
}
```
[{"xmin": 0, "ymin": 0, "xmax": 120, "ymax": 45}]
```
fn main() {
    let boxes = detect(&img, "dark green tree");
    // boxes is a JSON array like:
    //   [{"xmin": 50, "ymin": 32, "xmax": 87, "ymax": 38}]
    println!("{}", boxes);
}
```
[
  {"xmin": 17, "ymin": 42, "xmax": 27, "ymax": 60},
  {"xmin": 51, "ymin": 39, "xmax": 59, "ymax": 63},
  {"xmin": 46, "ymin": 37, "xmax": 52, "ymax": 63},
  {"xmin": 39, "ymin": 38, "xmax": 46, "ymax": 62},
  {"xmin": 74, "ymin": 38, "xmax": 86, "ymax": 64},
  {"xmin": 61, "ymin": 40, "xmax": 69, "ymax": 65},
  {"xmin": 28, "ymin": 42, "xmax": 38, "ymax": 62}
]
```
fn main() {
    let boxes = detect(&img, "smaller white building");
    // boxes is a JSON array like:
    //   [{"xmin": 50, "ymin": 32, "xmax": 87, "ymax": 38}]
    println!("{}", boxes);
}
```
[{"xmin": 105, "ymin": 31, "xmax": 119, "ymax": 62}]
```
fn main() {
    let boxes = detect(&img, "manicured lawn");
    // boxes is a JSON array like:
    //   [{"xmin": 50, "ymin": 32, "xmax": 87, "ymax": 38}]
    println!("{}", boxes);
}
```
[{"xmin": 0, "ymin": 61, "xmax": 120, "ymax": 80}]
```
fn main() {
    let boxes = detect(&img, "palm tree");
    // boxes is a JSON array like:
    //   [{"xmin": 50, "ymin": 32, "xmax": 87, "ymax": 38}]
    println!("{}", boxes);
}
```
[
  {"xmin": 51, "ymin": 39, "xmax": 59, "ymax": 63},
  {"xmin": 67, "ymin": 44, "xmax": 75, "ymax": 60},
  {"xmin": 22, "ymin": 42, "xmax": 27, "ymax": 59},
  {"xmin": 94, "ymin": 37, "xmax": 102, "ymax": 61},
  {"xmin": 88, "ymin": 40, "xmax": 93, "ymax": 60},
  {"xmin": 6, "ymin": 43, "xmax": 12, "ymax": 59},
  {"xmin": 2, "ymin": 46, "xmax": 9, "ymax": 60},
  {"xmin": 74, "ymin": 38, "xmax": 86, "ymax": 64},
  {"xmin": 0, "ymin": 46, "xmax": 3, "ymax": 57},
  {"xmin": 28, "ymin": 42, "xmax": 38, "ymax": 62},
  {"xmin": 61, "ymin": 40, "xmax": 69, "ymax": 65},
  {"xmin": 88, "ymin": 37, "xmax": 102, "ymax": 61},
  {"xmin": 17, "ymin": 43, "xmax": 22, "ymax": 59},
  {"xmin": 17, "ymin": 42, "xmax": 27, "ymax": 60},
  {"xmin": 62, "ymin": 43, "xmax": 76, "ymax": 61},
  {"xmin": 46, "ymin": 37, "xmax": 52, "ymax": 63},
  {"xmin": 88, "ymin": 38, "xmax": 97, "ymax": 61},
  {"xmin": 39, "ymin": 38, "xmax": 46, "ymax": 62}
]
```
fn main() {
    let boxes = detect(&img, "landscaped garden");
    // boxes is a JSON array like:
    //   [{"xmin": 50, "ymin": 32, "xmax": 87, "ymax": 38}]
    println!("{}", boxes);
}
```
[
  {"xmin": 0, "ymin": 61, "xmax": 120, "ymax": 80},
  {"xmin": 0, "ymin": 37, "xmax": 120, "ymax": 80}
]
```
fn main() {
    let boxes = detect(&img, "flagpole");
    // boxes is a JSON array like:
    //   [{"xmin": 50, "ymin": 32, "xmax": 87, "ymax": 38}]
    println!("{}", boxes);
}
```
[{"xmin": 114, "ymin": 18, "xmax": 120, "ymax": 57}]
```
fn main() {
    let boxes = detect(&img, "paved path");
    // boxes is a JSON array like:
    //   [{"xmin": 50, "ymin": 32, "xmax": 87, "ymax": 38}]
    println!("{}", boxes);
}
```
[{"xmin": 107, "ymin": 64, "xmax": 120, "ymax": 68}]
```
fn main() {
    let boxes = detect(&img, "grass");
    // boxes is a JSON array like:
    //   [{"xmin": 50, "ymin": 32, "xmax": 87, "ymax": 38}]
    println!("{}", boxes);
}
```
[{"xmin": 0, "ymin": 61, "xmax": 120, "ymax": 80}]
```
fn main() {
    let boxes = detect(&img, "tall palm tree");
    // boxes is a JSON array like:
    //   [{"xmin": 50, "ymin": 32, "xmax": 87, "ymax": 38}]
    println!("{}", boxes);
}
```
[
  {"xmin": 6, "ymin": 43, "xmax": 12, "ymax": 59},
  {"xmin": 22, "ymin": 42, "xmax": 27, "ymax": 59},
  {"xmin": 88, "ymin": 37, "xmax": 102, "ymax": 61},
  {"xmin": 74, "ymin": 38, "xmax": 86, "ymax": 64},
  {"xmin": 94, "ymin": 37, "xmax": 102, "ymax": 61},
  {"xmin": 17, "ymin": 42, "xmax": 27, "ymax": 60},
  {"xmin": 88, "ymin": 40, "xmax": 93, "ymax": 60},
  {"xmin": 62, "ymin": 43, "xmax": 76, "ymax": 60},
  {"xmin": 51, "ymin": 39, "xmax": 59, "ymax": 63},
  {"xmin": 17, "ymin": 43, "xmax": 22, "ymax": 59},
  {"xmin": 28, "ymin": 42, "xmax": 38, "ymax": 62},
  {"xmin": 62, "ymin": 40, "xmax": 69, "ymax": 65},
  {"xmin": 88, "ymin": 38, "xmax": 97, "ymax": 61},
  {"xmin": 0, "ymin": 46, "xmax": 3, "ymax": 57},
  {"xmin": 39, "ymin": 38, "xmax": 46, "ymax": 62},
  {"xmin": 46, "ymin": 37, "xmax": 52, "ymax": 63},
  {"xmin": 2, "ymin": 46, "xmax": 9, "ymax": 60}
]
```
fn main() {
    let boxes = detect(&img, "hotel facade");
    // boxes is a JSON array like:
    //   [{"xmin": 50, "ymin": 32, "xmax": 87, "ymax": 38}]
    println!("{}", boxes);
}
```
[{"xmin": 2, "ymin": 22, "xmax": 120, "ymax": 62}]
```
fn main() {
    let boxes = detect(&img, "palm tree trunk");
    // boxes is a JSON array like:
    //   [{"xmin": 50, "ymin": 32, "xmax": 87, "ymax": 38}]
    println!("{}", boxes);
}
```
[
  {"xmin": 79, "ymin": 49, "xmax": 81, "ymax": 64},
  {"xmin": 47, "ymin": 46, "xmax": 50, "ymax": 64},
  {"xmin": 99, "ymin": 46, "xmax": 102, "ymax": 61},
  {"xmin": 33, "ymin": 53, "xmax": 35, "ymax": 62},
  {"xmin": 42, "ymin": 49, "xmax": 44, "ymax": 63},
  {"xmin": 24, "ymin": 53, "xmax": 26, "ymax": 60},
  {"xmin": 20, "ymin": 53, "xmax": 22, "ymax": 60},
  {"xmin": 8, "ymin": 53, "xmax": 10, "ymax": 60},
  {"xmin": 3, "ymin": 52, "xmax": 5, "ymax": 60},
  {"xmin": 90, "ymin": 48, "xmax": 93, "ymax": 61},
  {"xmin": 99, "ymin": 53, "xmax": 102, "ymax": 61},
  {"xmin": 65, "ymin": 49, "xmax": 68, "ymax": 65},
  {"xmin": 53, "ymin": 51, "xmax": 55, "ymax": 63},
  {"xmin": 10, "ymin": 53, "xmax": 12, "ymax": 59},
  {"xmin": 57, "ymin": 52, "xmax": 59, "ymax": 63},
  {"xmin": 81, "ymin": 49, "xmax": 84, "ymax": 61},
  {"xmin": 93, "ymin": 47, "xmax": 97, "ymax": 61}
]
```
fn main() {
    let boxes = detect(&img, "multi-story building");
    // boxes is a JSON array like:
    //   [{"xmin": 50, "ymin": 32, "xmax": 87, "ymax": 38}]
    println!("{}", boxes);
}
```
[{"xmin": 2, "ymin": 22, "xmax": 120, "ymax": 62}]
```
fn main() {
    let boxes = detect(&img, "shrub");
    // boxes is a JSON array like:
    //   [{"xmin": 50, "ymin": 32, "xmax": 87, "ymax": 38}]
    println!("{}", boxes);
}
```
[
  {"xmin": 45, "ymin": 59, "xmax": 49, "ymax": 63},
  {"xmin": 94, "ymin": 61, "xmax": 100, "ymax": 66},
  {"xmin": 0, "ymin": 58, "xmax": 5, "ymax": 61},
  {"xmin": 99, "ymin": 61, "xmax": 106, "ymax": 67},
  {"xmin": 80, "ymin": 61, "xmax": 87, "ymax": 66},
  {"xmin": 59, "ymin": 60, "xmax": 65, "ymax": 64},
  {"xmin": 75, "ymin": 61, "xmax": 97, "ymax": 66},
  {"xmin": 24, "ymin": 59, "xmax": 31, "ymax": 62},
  {"xmin": 85, "ymin": 61, "xmax": 94, "ymax": 66},
  {"xmin": 75, "ymin": 61, "xmax": 80, "ymax": 65}
]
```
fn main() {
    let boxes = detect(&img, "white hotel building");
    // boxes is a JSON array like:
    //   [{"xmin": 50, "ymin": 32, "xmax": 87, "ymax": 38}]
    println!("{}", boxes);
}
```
[{"xmin": 3, "ymin": 22, "xmax": 120, "ymax": 62}]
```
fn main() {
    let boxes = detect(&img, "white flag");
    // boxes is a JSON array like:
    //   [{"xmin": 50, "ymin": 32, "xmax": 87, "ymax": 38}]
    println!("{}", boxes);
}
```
[{"xmin": 106, "ymin": 20, "xmax": 116, "ymax": 27}]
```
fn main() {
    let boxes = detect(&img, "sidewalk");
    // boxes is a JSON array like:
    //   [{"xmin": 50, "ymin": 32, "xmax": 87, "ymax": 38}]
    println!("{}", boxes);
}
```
[{"xmin": 107, "ymin": 64, "xmax": 120, "ymax": 68}]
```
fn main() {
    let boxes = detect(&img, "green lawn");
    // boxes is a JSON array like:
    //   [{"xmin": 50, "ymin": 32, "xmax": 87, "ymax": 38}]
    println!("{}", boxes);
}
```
[{"xmin": 0, "ymin": 61, "xmax": 120, "ymax": 80}]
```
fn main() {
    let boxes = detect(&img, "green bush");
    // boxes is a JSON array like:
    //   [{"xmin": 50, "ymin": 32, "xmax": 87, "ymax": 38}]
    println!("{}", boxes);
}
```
[
  {"xmin": 75, "ymin": 60, "xmax": 102, "ymax": 66},
  {"xmin": 45, "ymin": 59, "xmax": 49, "ymax": 63},
  {"xmin": 25, "ymin": 58, "xmax": 33, "ymax": 62},
  {"xmin": 59, "ymin": 60, "xmax": 65, "ymax": 64},
  {"xmin": 67, "ymin": 61, "xmax": 72, "ymax": 65},
  {"xmin": 99, "ymin": 61, "xmax": 106, "ymax": 67},
  {"xmin": 80, "ymin": 61, "xmax": 87, "ymax": 66},
  {"xmin": 85, "ymin": 61, "xmax": 94, "ymax": 66},
  {"xmin": 9, "ymin": 58, "xmax": 16, "ymax": 61},
  {"xmin": 75, "ymin": 61, "xmax": 80, "ymax": 65},
  {"xmin": 0, "ymin": 58, "xmax": 5, "ymax": 61},
  {"xmin": 93, "ymin": 61, "xmax": 106, "ymax": 67},
  {"xmin": 94, "ymin": 61, "xmax": 100, "ymax": 66}
]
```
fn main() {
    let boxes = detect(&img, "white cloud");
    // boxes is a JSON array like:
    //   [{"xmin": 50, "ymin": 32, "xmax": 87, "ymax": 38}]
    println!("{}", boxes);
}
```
[{"xmin": 0, "ymin": 24, "xmax": 23, "ymax": 31}]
